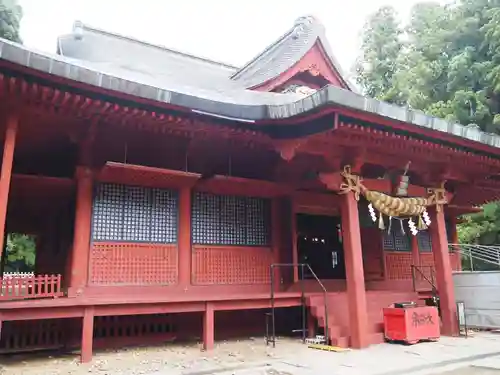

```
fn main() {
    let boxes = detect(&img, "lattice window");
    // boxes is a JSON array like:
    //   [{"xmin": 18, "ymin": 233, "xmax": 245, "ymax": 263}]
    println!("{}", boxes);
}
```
[
  {"xmin": 383, "ymin": 229, "xmax": 411, "ymax": 252},
  {"xmin": 92, "ymin": 183, "xmax": 178, "ymax": 243},
  {"xmin": 192, "ymin": 192, "xmax": 271, "ymax": 246},
  {"xmin": 417, "ymin": 231, "xmax": 432, "ymax": 252}
]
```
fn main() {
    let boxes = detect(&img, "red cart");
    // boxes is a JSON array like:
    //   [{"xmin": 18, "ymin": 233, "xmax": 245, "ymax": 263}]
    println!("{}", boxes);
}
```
[{"xmin": 383, "ymin": 305, "xmax": 440, "ymax": 344}]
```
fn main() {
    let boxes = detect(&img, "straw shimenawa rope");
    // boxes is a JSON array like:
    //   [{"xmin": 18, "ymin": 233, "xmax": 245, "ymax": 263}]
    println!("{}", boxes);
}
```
[{"xmin": 339, "ymin": 165, "xmax": 447, "ymax": 217}]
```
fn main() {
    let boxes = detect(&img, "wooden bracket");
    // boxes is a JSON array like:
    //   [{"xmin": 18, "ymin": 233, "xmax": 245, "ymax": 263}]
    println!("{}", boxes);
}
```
[{"xmin": 274, "ymin": 139, "xmax": 303, "ymax": 161}]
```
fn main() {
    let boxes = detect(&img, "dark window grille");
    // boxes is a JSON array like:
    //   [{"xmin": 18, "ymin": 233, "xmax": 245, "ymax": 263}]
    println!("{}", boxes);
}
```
[
  {"xmin": 417, "ymin": 230, "xmax": 432, "ymax": 252},
  {"xmin": 383, "ymin": 228, "xmax": 411, "ymax": 252},
  {"xmin": 92, "ymin": 183, "xmax": 178, "ymax": 243},
  {"xmin": 192, "ymin": 192, "xmax": 271, "ymax": 246}
]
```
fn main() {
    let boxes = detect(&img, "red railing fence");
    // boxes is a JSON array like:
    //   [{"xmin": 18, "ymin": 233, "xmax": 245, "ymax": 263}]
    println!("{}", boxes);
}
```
[{"xmin": 0, "ymin": 274, "xmax": 63, "ymax": 301}]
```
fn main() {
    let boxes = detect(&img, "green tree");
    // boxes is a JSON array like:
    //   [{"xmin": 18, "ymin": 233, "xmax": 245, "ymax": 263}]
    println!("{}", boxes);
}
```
[
  {"xmin": 355, "ymin": 0, "xmax": 500, "ymax": 250},
  {"xmin": 355, "ymin": 6, "xmax": 404, "ymax": 104},
  {"xmin": 0, "ymin": 0, "xmax": 22, "ymax": 43},
  {"xmin": 5, "ymin": 233, "xmax": 36, "ymax": 272},
  {"xmin": 355, "ymin": 0, "xmax": 500, "ymax": 132}
]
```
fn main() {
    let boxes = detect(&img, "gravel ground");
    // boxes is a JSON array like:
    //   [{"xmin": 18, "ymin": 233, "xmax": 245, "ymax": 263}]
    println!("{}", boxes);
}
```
[{"xmin": 0, "ymin": 338, "xmax": 300, "ymax": 375}]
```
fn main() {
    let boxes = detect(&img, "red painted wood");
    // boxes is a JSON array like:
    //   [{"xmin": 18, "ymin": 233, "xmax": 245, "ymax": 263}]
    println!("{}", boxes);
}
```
[
  {"xmin": 97, "ymin": 162, "xmax": 201, "ymax": 189},
  {"xmin": 307, "ymin": 290, "xmax": 419, "ymax": 348},
  {"xmin": 0, "ymin": 319, "xmax": 66, "ymax": 354},
  {"xmin": 203, "ymin": 303, "xmax": 214, "ymax": 351},
  {"xmin": 0, "ymin": 113, "xmax": 17, "ymax": 259},
  {"xmin": 429, "ymin": 208, "xmax": 458, "ymax": 336},
  {"xmin": 81, "ymin": 307, "xmax": 94, "ymax": 363},
  {"xmin": 196, "ymin": 175, "xmax": 290, "ymax": 198},
  {"xmin": 0, "ymin": 274, "xmax": 62, "ymax": 301},
  {"xmin": 340, "ymin": 193, "xmax": 369, "ymax": 348},
  {"xmin": 68, "ymin": 167, "xmax": 93, "ymax": 296},
  {"xmin": 293, "ymin": 191, "xmax": 339, "ymax": 215},
  {"xmin": 89, "ymin": 243, "xmax": 178, "ymax": 285},
  {"xmin": 191, "ymin": 246, "xmax": 273, "ymax": 285},
  {"xmin": 360, "ymin": 228, "xmax": 385, "ymax": 281},
  {"xmin": 178, "ymin": 187, "xmax": 192, "ymax": 287},
  {"xmin": 254, "ymin": 42, "xmax": 349, "ymax": 91}
]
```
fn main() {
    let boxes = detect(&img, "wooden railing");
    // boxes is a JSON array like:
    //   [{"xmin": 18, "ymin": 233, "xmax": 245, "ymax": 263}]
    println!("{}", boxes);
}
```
[{"xmin": 0, "ymin": 274, "xmax": 63, "ymax": 301}]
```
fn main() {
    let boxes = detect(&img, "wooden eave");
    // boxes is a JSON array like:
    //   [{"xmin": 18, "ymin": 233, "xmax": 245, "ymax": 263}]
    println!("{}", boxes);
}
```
[
  {"xmin": 96, "ymin": 162, "xmax": 202, "ymax": 190},
  {"xmin": 195, "ymin": 175, "xmax": 292, "ymax": 198}
]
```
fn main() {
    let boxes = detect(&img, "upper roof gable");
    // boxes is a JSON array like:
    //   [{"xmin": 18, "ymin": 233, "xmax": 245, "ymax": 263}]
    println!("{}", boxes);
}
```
[{"xmin": 230, "ymin": 16, "xmax": 355, "ymax": 92}]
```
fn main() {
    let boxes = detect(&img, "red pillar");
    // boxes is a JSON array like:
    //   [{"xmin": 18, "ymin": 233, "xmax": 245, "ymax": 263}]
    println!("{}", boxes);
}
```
[
  {"xmin": 178, "ymin": 186, "xmax": 192, "ymax": 287},
  {"xmin": 340, "ymin": 193, "xmax": 369, "ymax": 348},
  {"xmin": 81, "ymin": 307, "xmax": 94, "ymax": 363},
  {"xmin": 68, "ymin": 167, "xmax": 93, "ymax": 296},
  {"xmin": 0, "ymin": 114, "xmax": 18, "ymax": 259},
  {"xmin": 430, "ymin": 208, "xmax": 458, "ymax": 336},
  {"xmin": 203, "ymin": 302, "xmax": 214, "ymax": 350}
]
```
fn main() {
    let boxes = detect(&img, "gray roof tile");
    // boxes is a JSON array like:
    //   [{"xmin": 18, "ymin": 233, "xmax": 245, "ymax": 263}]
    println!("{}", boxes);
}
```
[
  {"xmin": 230, "ymin": 16, "xmax": 355, "ymax": 91},
  {"xmin": 0, "ymin": 20, "xmax": 499, "ymax": 154}
]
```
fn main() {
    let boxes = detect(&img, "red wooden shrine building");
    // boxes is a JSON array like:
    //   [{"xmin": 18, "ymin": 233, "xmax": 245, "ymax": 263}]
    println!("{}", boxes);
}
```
[{"xmin": 0, "ymin": 16, "xmax": 497, "ymax": 362}]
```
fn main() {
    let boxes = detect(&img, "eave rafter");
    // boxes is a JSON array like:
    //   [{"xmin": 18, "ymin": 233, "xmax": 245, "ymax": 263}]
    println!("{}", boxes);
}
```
[{"xmin": 0, "ymin": 73, "xmax": 273, "ymax": 149}]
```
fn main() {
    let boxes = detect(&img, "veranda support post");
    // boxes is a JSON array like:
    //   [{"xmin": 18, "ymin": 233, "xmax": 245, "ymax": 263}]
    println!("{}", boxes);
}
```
[
  {"xmin": 68, "ymin": 167, "xmax": 93, "ymax": 297},
  {"xmin": 340, "ymin": 192, "xmax": 369, "ymax": 348},
  {"xmin": 429, "ymin": 207, "xmax": 458, "ymax": 336}
]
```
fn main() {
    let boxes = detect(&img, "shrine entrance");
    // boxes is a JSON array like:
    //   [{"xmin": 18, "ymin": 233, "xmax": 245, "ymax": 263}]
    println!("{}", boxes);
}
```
[{"xmin": 296, "ymin": 213, "xmax": 345, "ymax": 280}]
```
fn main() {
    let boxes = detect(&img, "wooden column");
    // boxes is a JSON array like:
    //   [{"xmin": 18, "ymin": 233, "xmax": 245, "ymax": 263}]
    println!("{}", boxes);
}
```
[
  {"xmin": 340, "ymin": 192, "xmax": 369, "ymax": 348},
  {"xmin": 178, "ymin": 186, "xmax": 192, "ymax": 287},
  {"xmin": 81, "ymin": 307, "xmax": 94, "ymax": 363},
  {"xmin": 203, "ymin": 302, "xmax": 214, "ymax": 350},
  {"xmin": 68, "ymin": 167, "xmax": 93, "ymax": 296},
  {"xmin": 429, "ymin": 208, "xmax": 458, "ymax": 336},
  {"xmin": 271, "ymin": 198, "xmax": 281, "ymax": 289},
  {"xmin": 0, "ymin": 114, "xmax": 18, "ymax": 260}
]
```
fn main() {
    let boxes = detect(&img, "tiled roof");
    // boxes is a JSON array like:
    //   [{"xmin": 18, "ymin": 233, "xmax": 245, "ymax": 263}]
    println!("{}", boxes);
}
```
[
  {"xmin": 0, "ymin": 18, "xmax": 499, "ymax": 152},
  {"xmin": 58, "ymin": 16, "xmax": 353, "ymax": 93},
  {"xmin": 230, "ymin": 16, "xmax": 354, "ymax": 91}
]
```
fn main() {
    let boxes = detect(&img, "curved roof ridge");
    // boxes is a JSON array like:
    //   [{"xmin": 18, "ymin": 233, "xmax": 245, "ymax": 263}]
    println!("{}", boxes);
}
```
[
  {"xmin": 230, "ymin": 15, "xmax": 355, "ymax": 91},
  {"xmin": 230, "ymin": 26, "xmax": 297, "ymax": 80}
]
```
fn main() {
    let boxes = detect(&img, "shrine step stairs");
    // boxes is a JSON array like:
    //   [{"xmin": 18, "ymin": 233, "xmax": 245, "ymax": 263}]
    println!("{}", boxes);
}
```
[{"xmin": 306, "ymin": 290, "xmax": 420, "ymax": 348}]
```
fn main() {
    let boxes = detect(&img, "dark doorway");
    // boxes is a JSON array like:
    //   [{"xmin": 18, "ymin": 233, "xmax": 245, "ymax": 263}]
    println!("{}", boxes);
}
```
[{"xmin": 296, "ymin": 213, "xmax": 345, "ymax": 280}]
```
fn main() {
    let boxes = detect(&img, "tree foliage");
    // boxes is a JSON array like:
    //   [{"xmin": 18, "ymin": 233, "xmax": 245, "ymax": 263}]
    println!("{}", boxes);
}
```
[
  {"xmin": 0, "ymin": 0, "xmax": 22, "ymax": 43},
  {"xmin": 355, "ymin": 0, "xmax": 500, "ymax": 247},
  {"xmin": 5, "ymin": 233, "xmax": 36, "ymax": 272},
  {"xmin": 356, "ymin": 0, "xmax": 500, "ymax": 131}
]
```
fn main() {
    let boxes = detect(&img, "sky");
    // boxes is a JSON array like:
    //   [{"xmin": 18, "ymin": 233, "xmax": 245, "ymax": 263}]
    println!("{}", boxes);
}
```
[{"xmin": 18, "ymin": 0, "xmax": 437, "ymax": 75}]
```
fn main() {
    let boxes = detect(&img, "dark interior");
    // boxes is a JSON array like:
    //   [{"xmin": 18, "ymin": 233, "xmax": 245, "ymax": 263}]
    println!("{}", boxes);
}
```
[{"xmin": 296, "ymin": 213, "xmax": 345, "ymax": 280}]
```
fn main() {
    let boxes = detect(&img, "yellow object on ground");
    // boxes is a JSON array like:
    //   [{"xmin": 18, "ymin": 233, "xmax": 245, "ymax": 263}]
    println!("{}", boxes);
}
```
[{"xmin": 307, "ymin": 344, "xmax": 350, "ymax": 352}]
